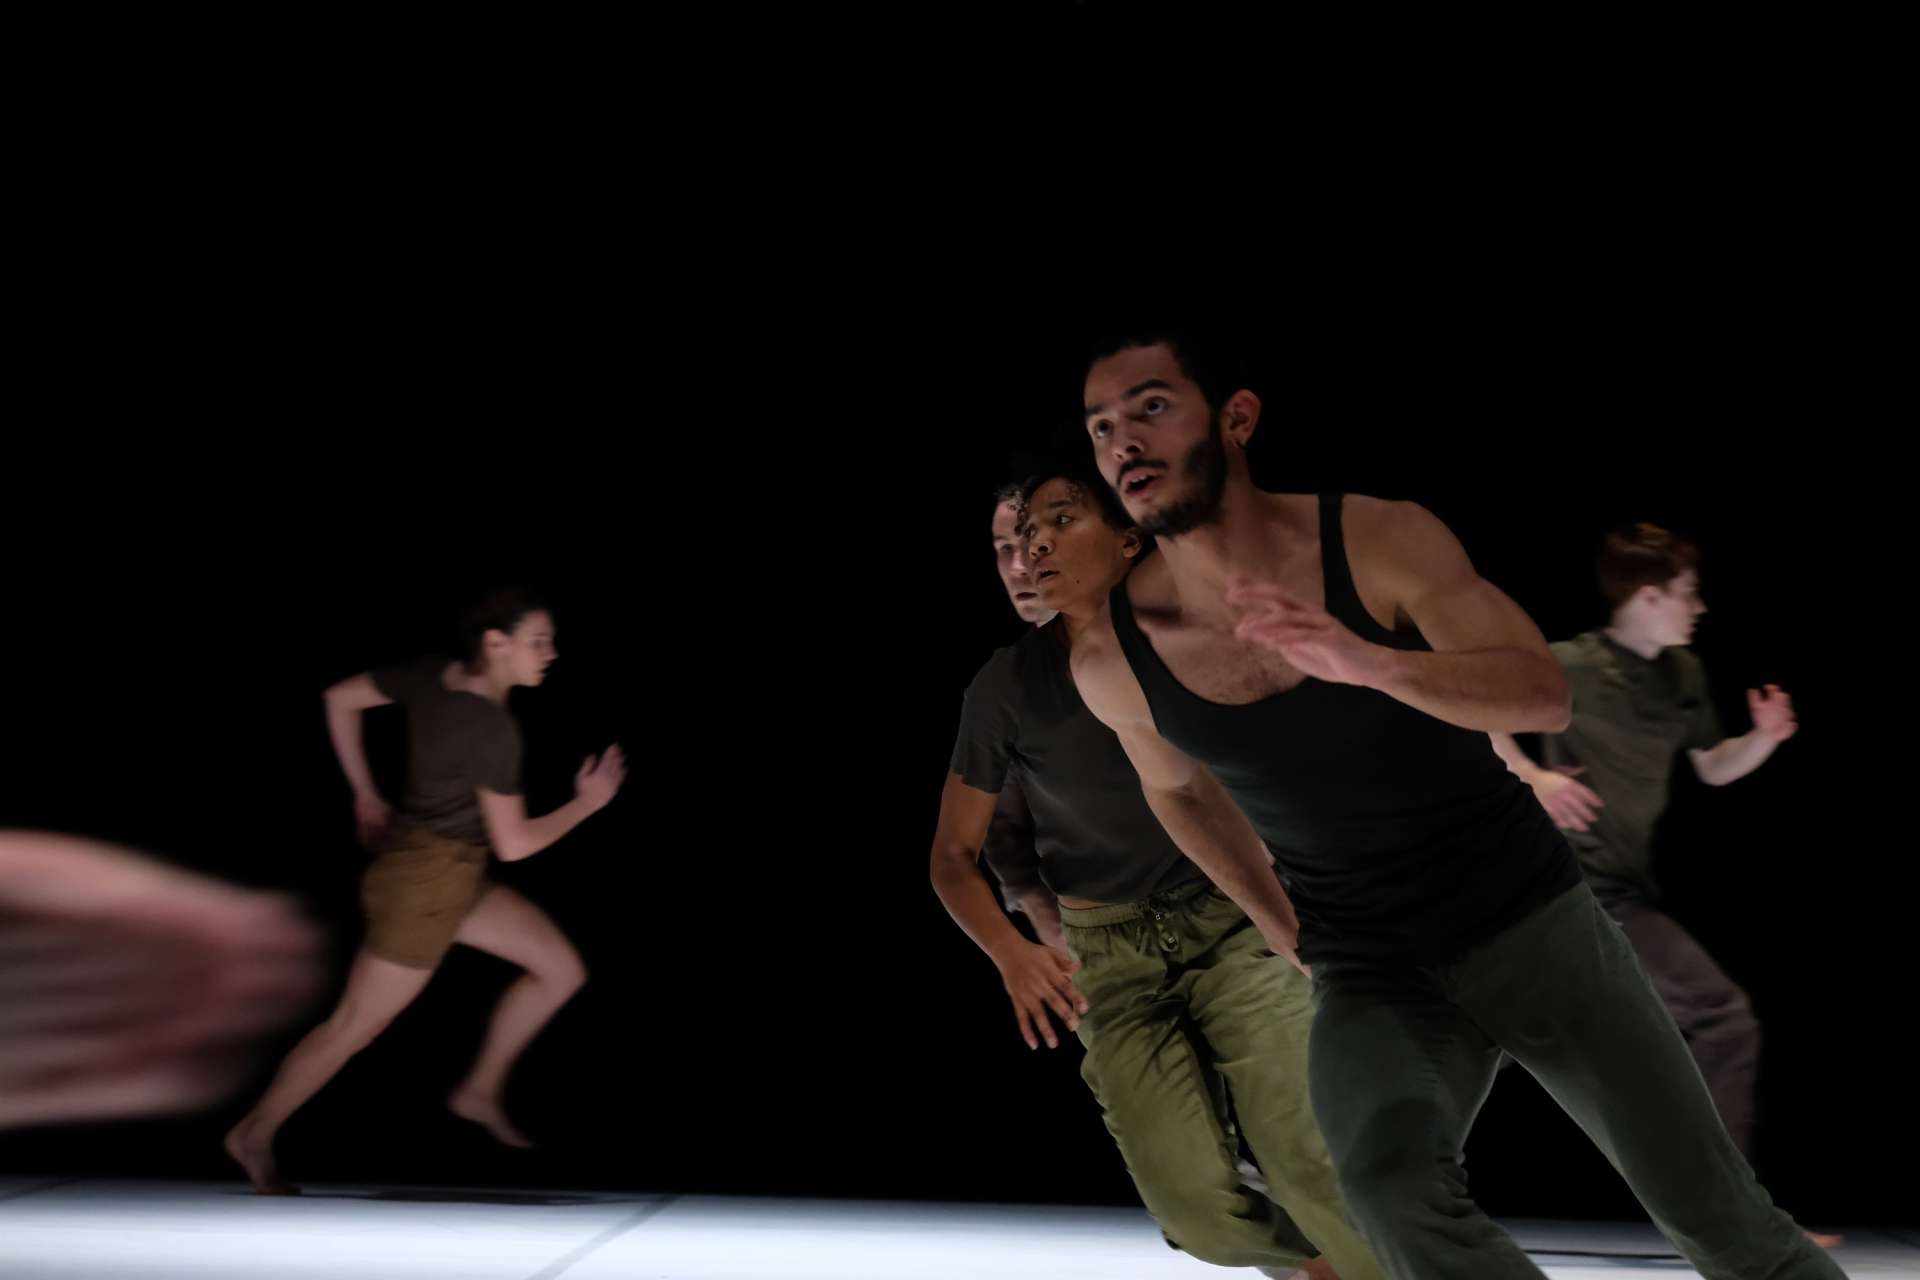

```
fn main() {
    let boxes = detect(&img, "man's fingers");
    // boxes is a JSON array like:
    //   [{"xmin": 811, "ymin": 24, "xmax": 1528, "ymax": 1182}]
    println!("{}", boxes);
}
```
[
  {"xmin": 1028, "ymin": 997, "xmax": 1061, "ymax": 1049},
  {"xmin": 1040, "ymin": 986, "xmax": 1079, "ymax": 1033},
  {"xmin": 1051, "ymin": 969, "xmax": 1090, "ymax": 1015},
  {"xmin": 1012, "ymin": 1004, "xmax": 1038, "ymax": 1051}
]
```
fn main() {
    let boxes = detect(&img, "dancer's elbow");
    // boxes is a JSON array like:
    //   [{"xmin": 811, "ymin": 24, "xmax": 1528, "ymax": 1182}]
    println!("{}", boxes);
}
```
[
  {"xmin": 491, "ymin": 830, "xmax": 537, "ymax": 862},
  {"xmin": 1529, "ymin": 683, "xmax": 1573, "ymax": 733},
  {"xmin": 927, "ymin": 840, "xmax": 976, "ymax": 885}
]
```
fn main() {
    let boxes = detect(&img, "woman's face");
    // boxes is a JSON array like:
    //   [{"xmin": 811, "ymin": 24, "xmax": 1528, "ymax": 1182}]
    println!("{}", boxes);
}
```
[{"xmin": 489, "ymin": 610, "xmax": 557, "ymax": 687}]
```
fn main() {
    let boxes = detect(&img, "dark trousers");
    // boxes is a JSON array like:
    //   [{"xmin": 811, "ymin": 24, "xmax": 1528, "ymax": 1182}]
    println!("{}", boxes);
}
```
[{"xmin": 1307, "ymin": 883, "xmax": 1840, "ymax": 1279}]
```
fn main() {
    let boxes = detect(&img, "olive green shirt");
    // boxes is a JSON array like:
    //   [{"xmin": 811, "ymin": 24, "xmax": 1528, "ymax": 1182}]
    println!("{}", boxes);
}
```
[{"xmin": 1543, "ymin": 631, "xmax": 1724, "ymax": 900}]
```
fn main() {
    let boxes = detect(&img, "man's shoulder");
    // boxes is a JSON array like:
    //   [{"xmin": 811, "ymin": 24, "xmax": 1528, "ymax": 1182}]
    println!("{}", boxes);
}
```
[
  {"xmin": 964, "ymin": 644, "xmax": 1020, "ymax": 699},
  {"xmin": 1551, "ymin": 631, "xmax": 1607, "ymax": 669},
  {"xmin": 1338, "ymin": 495, "xmax": 1470, "ymax": 590},
  {"xmin": 1666, "ymin": 644, "xmax": 1709, "ymax": 684}
]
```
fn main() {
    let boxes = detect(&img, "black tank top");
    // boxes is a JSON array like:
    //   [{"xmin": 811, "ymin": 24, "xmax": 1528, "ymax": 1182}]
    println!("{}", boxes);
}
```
[{"xmin": 1108, "ymin": 494, "xmax": 1579, "ymax": 966}]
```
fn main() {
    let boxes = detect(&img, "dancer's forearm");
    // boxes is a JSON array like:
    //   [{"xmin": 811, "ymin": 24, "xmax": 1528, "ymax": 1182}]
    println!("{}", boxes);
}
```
[
  {"xmin": 932, "ymin": 846, "xmax": 1033, "ymax": 963},
  {"xmin": 491, "ymin": 796, "xmax": 601, "ymax": 862},
  {"xmin": 1691, "ymin": 731, "xmax": 1780, "ymax": 786}
]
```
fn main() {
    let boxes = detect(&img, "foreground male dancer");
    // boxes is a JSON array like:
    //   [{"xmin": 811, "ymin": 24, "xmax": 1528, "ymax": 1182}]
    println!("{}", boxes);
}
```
[{"xmin": 1064, "ymin": 329, "xmax": 1843, "ymax": 1278}]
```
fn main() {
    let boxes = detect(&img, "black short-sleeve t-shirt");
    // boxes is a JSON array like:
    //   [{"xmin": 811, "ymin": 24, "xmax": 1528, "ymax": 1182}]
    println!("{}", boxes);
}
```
[{"xmin": 950, "ymin": 623, "xmax": 1202, "ymax": 905}]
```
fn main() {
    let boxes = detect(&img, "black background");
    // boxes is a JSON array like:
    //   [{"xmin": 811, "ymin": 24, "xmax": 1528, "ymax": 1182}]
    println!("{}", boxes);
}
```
[{"xmin": 2, "ymin": 226, "xmax": 1908, "ymax": 1233}]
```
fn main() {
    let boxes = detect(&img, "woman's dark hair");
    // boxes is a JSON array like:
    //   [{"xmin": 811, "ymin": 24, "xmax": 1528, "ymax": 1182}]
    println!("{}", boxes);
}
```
[{"xmin": 456, "ymin": 586, "xmax": 548, "ymax": 668}]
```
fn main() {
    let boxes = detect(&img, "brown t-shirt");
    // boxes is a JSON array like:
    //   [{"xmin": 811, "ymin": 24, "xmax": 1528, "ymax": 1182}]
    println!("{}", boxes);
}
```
[{"xmin": 371, "ymin": 656, "xmax": 523, "ymax": 847}]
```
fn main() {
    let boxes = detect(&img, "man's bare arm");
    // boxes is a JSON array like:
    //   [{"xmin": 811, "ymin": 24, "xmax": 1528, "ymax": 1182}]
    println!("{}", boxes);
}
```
[{"xmin": 1071, "ymin": 616, "xmax": 1305, "ymax": 969}]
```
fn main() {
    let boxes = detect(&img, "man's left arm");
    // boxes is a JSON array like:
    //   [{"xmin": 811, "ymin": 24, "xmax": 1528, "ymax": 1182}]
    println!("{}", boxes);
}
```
[
  {"xmin": 1228, "ymin": 501, "xmax": 1569, "ymax": 732},
  {"xmin": 1691, "ymin": 683, "xmax": 1796, "ymax": 785}
]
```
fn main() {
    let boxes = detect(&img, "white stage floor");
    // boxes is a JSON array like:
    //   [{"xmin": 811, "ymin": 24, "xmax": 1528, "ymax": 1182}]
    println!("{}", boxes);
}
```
[{"xmin": 0, "ymin": 1178, "xmax": 1908, "ymax": 1278}]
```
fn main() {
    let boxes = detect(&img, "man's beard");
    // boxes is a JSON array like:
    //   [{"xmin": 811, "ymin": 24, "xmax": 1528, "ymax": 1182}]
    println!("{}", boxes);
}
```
[{"xmin": 1136, "ymin": 421, "xmax": 1229, "ymax": 540}]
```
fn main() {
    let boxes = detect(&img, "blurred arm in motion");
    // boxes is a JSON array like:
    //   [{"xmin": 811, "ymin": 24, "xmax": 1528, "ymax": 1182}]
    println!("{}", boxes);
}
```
[{"xmin": 0, "ymin": 830, "xmax": 324, "ymax": 1129}]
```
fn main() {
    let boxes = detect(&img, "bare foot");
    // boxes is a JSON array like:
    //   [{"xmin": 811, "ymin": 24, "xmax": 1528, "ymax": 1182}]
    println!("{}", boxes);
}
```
[
  {"xmin": 447, "ymin": 1088, "xmax": 535, "ymax": 1149},
  {"xmin": 1804, "ymin": 1229, "xmax": 1844, "ymax": 1249},
  {"xmin": 223, "ymin": 1122, "xmax": 300, "ymax": 1196}
]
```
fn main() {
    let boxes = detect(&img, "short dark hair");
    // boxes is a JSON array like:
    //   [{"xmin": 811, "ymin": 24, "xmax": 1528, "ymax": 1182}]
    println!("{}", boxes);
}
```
[
  {"xmin": 1596, "ymin": 524, "xmax": 1700, "ymax": 608},
  {"xmin": 1019, "ymin": 461, "xmax": 1136, "ymax": 536},
  {"xmin": 1085, "ymin": 328, "xmax": 1252, "ymax": 417},
  {"xmin": 456, "ymin": 586, "xmax": 549, "ymax": 667}
]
